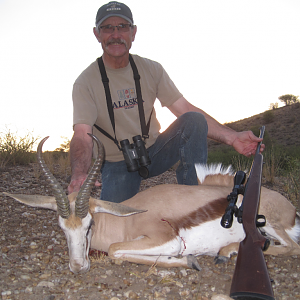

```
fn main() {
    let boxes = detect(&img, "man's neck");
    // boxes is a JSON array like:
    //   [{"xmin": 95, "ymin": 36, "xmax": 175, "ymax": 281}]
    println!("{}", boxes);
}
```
[{"xmin": 102, "ymin": 53, "xmax": 130, "ymax": 69}]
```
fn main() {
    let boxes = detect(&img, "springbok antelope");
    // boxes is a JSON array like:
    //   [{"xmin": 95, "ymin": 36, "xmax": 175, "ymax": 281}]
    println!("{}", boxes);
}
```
[{"xmin": 4, "ymin": 134, "xmax": 300, "ymax": 274}]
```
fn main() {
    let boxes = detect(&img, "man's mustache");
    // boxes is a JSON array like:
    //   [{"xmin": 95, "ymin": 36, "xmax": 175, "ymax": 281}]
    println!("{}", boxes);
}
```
[{"xmin": 106, "ymin": 38, "xmax": 127, "ymax": 47}]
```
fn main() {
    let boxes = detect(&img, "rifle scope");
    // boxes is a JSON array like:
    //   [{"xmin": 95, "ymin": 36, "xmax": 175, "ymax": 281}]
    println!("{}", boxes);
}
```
[{"xmin": 221, "ymin": 171, "xmax": 246, "ymax": 228}]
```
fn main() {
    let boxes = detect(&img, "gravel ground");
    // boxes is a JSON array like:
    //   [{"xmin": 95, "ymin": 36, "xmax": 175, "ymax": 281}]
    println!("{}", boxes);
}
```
[{"xmin": 1, "ymin": 164, "xmax": 300, "ymax": 300}]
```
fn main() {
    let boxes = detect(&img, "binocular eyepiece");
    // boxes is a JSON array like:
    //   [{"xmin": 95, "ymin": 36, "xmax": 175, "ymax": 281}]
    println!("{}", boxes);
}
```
[{"xmin": 120, "ymin": 135, "xmax": 151, "ymax": 179}]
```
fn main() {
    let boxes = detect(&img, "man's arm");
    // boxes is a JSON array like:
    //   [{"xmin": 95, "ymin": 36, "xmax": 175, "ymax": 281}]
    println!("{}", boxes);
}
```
[
  {"xmin": 68, "ymin": 124, "xmax": 100, "ymax": 194},
  {"xmin": 168, "ymin": 97, "xmax": 264, "ymax": 157}
]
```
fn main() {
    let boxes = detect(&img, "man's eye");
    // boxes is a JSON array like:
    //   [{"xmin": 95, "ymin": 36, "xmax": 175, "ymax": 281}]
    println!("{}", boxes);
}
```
[
  {"xmin": 119, "ymin": 24, "xmax": 126, "ymax": 28},
  {"xmin": 104, "ymin": 25, "xmax": 112, "ymax": 29}
]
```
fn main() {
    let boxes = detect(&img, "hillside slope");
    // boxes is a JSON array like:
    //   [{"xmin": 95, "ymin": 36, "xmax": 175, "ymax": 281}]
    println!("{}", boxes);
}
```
[{"xmin": 208, "ymin": 103, "xmax": 300, "ymax": 151}]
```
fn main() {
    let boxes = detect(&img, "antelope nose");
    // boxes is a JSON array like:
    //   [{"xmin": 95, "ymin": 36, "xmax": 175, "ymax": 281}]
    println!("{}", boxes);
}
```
[{"xmin": 69, "ymin": 259, "xmax": 90, "ymax": 274}]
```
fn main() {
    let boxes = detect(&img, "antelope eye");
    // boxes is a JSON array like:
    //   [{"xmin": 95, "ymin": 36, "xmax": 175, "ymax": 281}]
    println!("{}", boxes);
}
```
[{"xmin": 86, "ymin": 220, "xmax": 95, "ymax": 236}]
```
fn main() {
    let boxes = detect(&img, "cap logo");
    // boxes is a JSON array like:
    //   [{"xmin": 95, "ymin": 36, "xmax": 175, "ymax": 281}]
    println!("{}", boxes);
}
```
[{"xmin": 107, "ymin": 7, "xmax": 121, "ymax": 11}]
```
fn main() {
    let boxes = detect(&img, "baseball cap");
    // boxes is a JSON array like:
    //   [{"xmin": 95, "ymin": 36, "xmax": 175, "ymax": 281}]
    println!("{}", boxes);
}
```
[{"xmin": 95, "ymin": 2, "xmax": 134, "ymax": 27}]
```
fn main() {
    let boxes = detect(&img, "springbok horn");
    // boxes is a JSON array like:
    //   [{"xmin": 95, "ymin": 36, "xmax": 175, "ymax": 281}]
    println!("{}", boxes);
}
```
[
  {"xmin": 75, "ymin": 134, "xmax": 104, "ymax": 219},
  {"xmin": 37, "ymin": 137, "xmax": 71, "ymax": 219}
]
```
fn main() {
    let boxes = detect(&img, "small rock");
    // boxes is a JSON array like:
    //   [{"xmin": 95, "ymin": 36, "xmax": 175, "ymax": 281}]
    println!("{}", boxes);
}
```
[
  {"xmin": 25, "ymin": 287, "xmax": 33, "ymax": 294},
  {"xmin": 175, "ymin": 281, "xmax": 183, "ymax": 288},
  {"xmin": 147, "ymin": 278, "xmax": 155, "ymax": 286},
  {"xmin": 42, "ymin": 255, "xmax": 51, "ymax": 264},
  {"xmin": 157, "ymin": 270, "xmax": 176, "ymax": 277},
  {"xmin": 37, "ymin": 281, "xmax": 55, "ymax": 288},
  {"xmin": 180, "ymin": 269, "xmax": 188, "ymax": 277},
  {"xmin": 43, "ymin": 296, "xmax": 55, "ymax": 300},
  {"xmin": 106, "ymin": 270, "xmax": 113, "ymax": 276},
  {"xmin": 114, "ymin": 258, "xmax": 123, "ymax": 265},
  {"xmin": 179, "ymin": 289, "xmax": 190, "ymax": 296},
  {"xmin": 39, "ymin": 273, "xmax": 51, "ymax": 279},
  {"xmin": 29, "ymin": 242, "xmax": 38, "ymax": 249},
  {"xmin": 201, "ymin": 269, "xmax": 213, "ymax": 278},
  {"xmin": 211, "ymin": 294, "xmax": 234, "ymax": 300},
  {"xmin": 154, "ymin": 291, "xmax": 164, "ymax": 298},
  {"xmin": 124, "ymin": 290, "xmax": 138, "ymax": 298},
  {"xmin": 221, "ymin": 274, "xmax": 232, "ymax": 281},
  {"xmin": 123, "ymin": 279, "xmax": 131, "ymax": 286},
  {"xmin": 2, "ymin": 246, "xmax": 9, "ymax": 253},
  {"xmin": 21, "ymin": 275, "xmax": 31, "ymax": 280}
]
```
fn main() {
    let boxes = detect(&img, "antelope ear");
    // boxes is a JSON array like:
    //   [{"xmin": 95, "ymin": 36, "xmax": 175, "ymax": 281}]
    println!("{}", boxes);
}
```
[
  {"xmin": 3, "ymin": 192, "xmax": 58, "ymax": 211},
  {"xmin": 90, "ymin": 198, "xmax": 147, "ymax": 216}
]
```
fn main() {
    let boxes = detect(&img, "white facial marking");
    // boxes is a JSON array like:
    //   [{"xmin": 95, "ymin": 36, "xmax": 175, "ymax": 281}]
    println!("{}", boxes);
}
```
[{"xmin": 58, "ymin": 214, "xmax": 93, "ymax": 273}]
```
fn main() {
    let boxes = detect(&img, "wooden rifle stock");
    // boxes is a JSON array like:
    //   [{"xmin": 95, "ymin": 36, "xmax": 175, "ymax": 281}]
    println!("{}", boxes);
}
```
[{"xmin": 230, "ymin": 126, "xmax": 275, "ymax": 300}]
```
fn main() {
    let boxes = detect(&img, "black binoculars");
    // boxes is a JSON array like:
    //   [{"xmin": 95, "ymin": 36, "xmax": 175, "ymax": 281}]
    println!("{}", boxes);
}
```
[{"xmin": 120, "ymin": 135, "xmax": 151, "ymax": 179}]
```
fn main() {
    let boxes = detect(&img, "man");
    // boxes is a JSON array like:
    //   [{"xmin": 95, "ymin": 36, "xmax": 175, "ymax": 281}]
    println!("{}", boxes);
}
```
[{"xmin": 68, "ymin": 1, "xmax": 264, "ymax": 202}]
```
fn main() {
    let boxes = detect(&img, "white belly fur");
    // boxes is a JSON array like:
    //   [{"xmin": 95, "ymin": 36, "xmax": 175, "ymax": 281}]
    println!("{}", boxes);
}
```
[
  {"xmin": 113, "ymin": 218, "xmax": 245, "ymax": 258},
  {"xmin": 112, "ymin": 236, "xmax": 183, "ymax": 258},
  {"xmin": 179, "ymin": 218, "xmax": 245, "ymax": 256}
]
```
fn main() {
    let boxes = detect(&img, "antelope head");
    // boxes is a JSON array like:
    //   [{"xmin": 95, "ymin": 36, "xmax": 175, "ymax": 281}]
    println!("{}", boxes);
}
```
[{"xmin": 4, "ymin": 134, "xmax": 145, "ymax": 274}]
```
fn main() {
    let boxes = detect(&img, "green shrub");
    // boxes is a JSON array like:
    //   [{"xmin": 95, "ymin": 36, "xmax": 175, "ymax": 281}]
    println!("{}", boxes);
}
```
[
  {"xmin": 263, "ymin": 110, "xmax": 275, "ymax": 124},
  {"xmin": 0, "ymin": 129, "xmax": 38, "ymax": 167},
  {"xmin": 207, "ymin": 146, "xmax": 252, "ymax": 172},
  {"xmin": 207, "ymin": 146, "xmax": 236, "ymax": 167}
]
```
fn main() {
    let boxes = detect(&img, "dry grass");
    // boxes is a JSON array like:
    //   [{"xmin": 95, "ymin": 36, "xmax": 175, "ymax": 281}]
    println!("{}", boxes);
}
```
[
  {"xmin": 209, "ymin": 103, "xmax": 300, "ymax": 205},
  {"xmin": 33, "ymin": 151, "xmax": 71, "ymax": 180}
]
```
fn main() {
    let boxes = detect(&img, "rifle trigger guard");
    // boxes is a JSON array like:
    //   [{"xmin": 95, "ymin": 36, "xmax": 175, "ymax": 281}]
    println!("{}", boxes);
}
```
[
  {"xmin": 263, "ymin": 238, "xmax": 271, "ymax": 251},
  {"xmin": 256, "ymin": 214, "xmax": 266, "ymax": 227}
]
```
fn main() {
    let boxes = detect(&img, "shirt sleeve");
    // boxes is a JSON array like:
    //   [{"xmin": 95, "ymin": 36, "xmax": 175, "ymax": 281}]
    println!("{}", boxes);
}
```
[
  {"xmin": 72, "ymin": 82, "xmax": 98, "ymax": 128},
  {"xmin": 153, "ymin": 62, "xmax": 183, "ymax": 107}
]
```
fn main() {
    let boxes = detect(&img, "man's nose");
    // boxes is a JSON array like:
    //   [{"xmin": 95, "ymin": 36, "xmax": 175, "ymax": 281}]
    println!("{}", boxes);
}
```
[{"xmin": 111, "ymin": 26, "xmax": 121, "ymax": 36}]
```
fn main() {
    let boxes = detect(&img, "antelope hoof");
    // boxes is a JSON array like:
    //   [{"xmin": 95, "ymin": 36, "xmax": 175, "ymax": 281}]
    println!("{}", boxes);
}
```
[
  {"xmin": 187, "ymin": 254, "xmax": 201, "ymax": 271},
  {"xmin": 214, "ymin": 255, "xmax": 229, "ymax": 264}
]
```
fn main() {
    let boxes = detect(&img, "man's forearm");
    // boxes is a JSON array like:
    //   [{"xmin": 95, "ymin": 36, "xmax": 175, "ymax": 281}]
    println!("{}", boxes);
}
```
[
  {"xmin": 201, "ymin": 111, "xmax": 237, "ymax": 146},
  {"xmin": 70, "ymin": 136, "xmax": 93, "ymax": 178}
]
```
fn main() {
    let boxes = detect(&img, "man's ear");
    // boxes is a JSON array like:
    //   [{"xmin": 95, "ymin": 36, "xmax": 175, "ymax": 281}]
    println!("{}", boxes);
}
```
[
  {"xmin": 132, "ymin": 25, "xmax": 137, "ymax": 42},
  {"xmin": 93, "ymin": 27, "xmax": 101, "ymax": 43}
]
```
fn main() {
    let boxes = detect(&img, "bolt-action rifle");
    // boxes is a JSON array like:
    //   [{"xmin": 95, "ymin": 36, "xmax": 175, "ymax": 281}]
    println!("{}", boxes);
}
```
[{"xmin": 221, "ymin": 126, "xmax": 275, "ymax": 300}]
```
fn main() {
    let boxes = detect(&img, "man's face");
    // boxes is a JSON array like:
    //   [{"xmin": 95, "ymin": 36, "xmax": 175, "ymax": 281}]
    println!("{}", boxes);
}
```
[{"xmin": 94, "ymin": 16, "xmax": 137, "ymax": 59}]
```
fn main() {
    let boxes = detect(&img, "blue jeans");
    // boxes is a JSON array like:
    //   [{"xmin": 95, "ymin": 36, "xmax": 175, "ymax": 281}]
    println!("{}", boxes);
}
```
[{"xmin": 100, "ymin": 112, "xmax": 208, "ymax": 203}]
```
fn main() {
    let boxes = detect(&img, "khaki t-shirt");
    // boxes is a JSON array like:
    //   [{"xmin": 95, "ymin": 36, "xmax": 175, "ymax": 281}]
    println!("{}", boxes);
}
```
[{"xmin": 72, "ymin": 54, "xmax": 182, "ymax": 161}]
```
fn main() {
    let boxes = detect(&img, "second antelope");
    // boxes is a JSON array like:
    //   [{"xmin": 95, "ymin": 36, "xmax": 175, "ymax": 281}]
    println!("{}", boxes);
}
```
[{"xmin": 4, "ymin": 134, "xmax": 300, "ymax": 274}]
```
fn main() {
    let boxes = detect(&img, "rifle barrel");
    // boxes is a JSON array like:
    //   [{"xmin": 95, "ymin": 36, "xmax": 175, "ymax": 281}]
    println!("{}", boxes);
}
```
[
  {"xmin": 255, "ymin": 125, "xmax": 265, "ymax": 156},
  {"xmin": 229, "ymin": 126, "xmax": 274, "ymax": 300}
]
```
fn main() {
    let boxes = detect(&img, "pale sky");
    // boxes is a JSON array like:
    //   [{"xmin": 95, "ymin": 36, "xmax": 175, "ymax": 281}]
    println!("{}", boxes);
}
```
[{"xmin": 1, "ymin": 0, "xmax": 299, "ymax": 150}]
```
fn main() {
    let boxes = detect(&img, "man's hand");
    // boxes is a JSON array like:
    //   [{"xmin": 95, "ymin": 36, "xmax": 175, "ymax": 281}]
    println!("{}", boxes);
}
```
[
  {"xmin": 68, "ymin": 174, "xmax": 101, "ymax": 194},
  {"xmin": 232, "ymin": 131, "xmax": 265, "ymax": 157}
]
